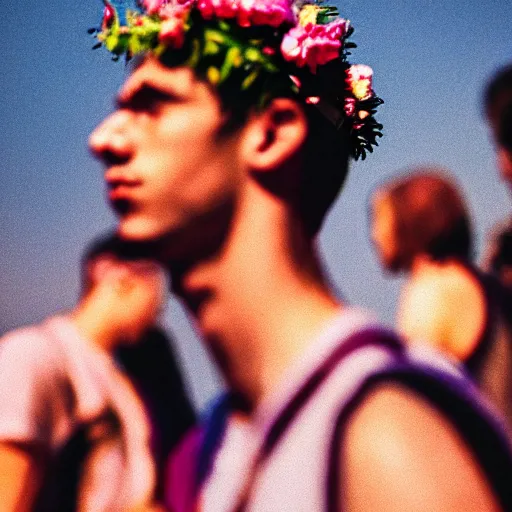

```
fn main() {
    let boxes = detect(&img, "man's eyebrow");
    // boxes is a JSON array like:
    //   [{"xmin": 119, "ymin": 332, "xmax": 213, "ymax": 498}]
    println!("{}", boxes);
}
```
[
  {"xmin": 116, "ymin": 75, "xmax": 187, "ymax": 109},
  {"xmin": 115, "ymin": 82, "xmax": 173, "ymax": 110}
]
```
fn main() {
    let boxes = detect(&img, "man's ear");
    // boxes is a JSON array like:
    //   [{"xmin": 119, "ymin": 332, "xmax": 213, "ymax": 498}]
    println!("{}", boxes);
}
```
[{"xmin": 240, "ymin": 98, "xmax": 308, "ymax": 172}]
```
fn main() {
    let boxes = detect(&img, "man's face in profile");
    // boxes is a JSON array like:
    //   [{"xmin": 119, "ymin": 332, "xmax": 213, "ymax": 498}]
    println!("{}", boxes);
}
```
[{"xmin": 89, "ymin": 57, "xmax": 244, "ymax": 259}]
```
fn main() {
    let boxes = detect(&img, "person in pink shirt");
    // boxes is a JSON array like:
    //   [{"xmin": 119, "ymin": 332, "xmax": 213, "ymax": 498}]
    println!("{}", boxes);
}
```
[{"xmin": 0, "ymin": 234, "xmax": 192, "ymax": 511}]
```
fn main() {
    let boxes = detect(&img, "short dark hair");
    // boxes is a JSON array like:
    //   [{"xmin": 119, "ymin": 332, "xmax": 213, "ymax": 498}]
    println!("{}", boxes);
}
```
[
  {"xmin": 487, "ymin": 223, "xmax": 512, "ymax": 274},
  {"xmin": 300, "ymin": 103, "xmax": 351, "ymax": 235},
  {"xmin": 216, "ymin": 93, "xmax": 350, "ymax": 236},
  {"xmin": 484, "ymin": 64, "xmax": 512, "ymax": 126},
  {"xmin": 80, "ymin": 233, "xmax": 158, "ymax": 295},
  {"xmin": 378, "ymin": 170, "xmax": 472, "ymax": 269},
  {"xmin": 158, "ymin": 48, "xmax": 351, "ymax": 237},
  {"xmin": 498, "ymin": 102, "xmax": 512, "ymax": 152}
]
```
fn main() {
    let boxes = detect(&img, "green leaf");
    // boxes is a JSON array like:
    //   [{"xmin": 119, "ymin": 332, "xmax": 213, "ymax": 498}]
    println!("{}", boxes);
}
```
[
  {"xmin": 105, "ymin": 34, "xmax": 121, "ymax": 52},
  {"xmin": 241, "ymin": 69, "xmax": 260, "ymax": 90},
  {"xmin": 186, "ymin": 38, "xmax": 201, "ymax": 68},
  {"xmin": 128, "ymin": 33, "xmax": 147, "ymax": 55},
  {"xmin": 227, "ymin": 46, "xmax": 243, "ymax": 67},
  {"xmin": 245, "ymin": 47, "xmax": 262, "ymax": 63},
  {"xmin": 218, "ymin": 20, "xmax": 231, "ymax": 32},
  {"xmin": 219, "ymin": 47, "xmax": 243, "ymax": 82},
  {"xmin": 204, "ymin": 40, "xmax": 220, "ymax": 55},
  {"xmin": 207, "ymin": 66, "xmax": 221, "ymax": 85},
  {"xmin": 205, "ymin": 28, "xmax": 227, "ymax": 45}
]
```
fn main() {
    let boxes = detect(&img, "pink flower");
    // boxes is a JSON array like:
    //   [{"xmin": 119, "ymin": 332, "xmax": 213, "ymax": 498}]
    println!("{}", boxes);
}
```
[
  {"xmin": 196, "ymin": 0, "xmax": 214, "ymax": 18},
  {"xmin": 159, "ymin": 11, "xmax": 188, "ymax": 47},
  {"xmin": 159, "ymin": 0, "xmax": 193, "ymax": 19},
  {"xmin": 197, "ymin": 0, "xmax": 294, "ymax": 27},
  {"xmin": 197, "ymin": 0, "xmax": 237, "ymax": 19},
  {"xmin": 346, "ymin": 64, "xmax": 374, "ymax": 101},
  {"xmin": 142, "ymin": 0, "xmax": 166, "ymax": 15},
  {"xmin": 144, "ymin": 0, "xmax": 194, "ymax": 16},
  {"xmin": 281, "ymin": 19, "xmax": 349, "ymax": 73},
  {"xmin": 238, "ymin": 0, "xmax": 295, "ymax": 28},
  {"xmin": 102, "ymin": 2, "xmax": 116, "ymax": 30},
  {"xmin": 289, "ymin": 75, "xmax": 301, "ymax": 88}
]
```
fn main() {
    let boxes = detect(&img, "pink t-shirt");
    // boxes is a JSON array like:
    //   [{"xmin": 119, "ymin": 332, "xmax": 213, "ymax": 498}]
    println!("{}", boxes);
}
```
[{"xmin": 0, "ymin": 315, "xmax": 156, "ymax": 511}]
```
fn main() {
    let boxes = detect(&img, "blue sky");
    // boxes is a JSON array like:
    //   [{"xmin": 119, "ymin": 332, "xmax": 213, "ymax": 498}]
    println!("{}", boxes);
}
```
[{"xmin": 1, "ymin": 1, "xmax": 511, "ymax": 408}]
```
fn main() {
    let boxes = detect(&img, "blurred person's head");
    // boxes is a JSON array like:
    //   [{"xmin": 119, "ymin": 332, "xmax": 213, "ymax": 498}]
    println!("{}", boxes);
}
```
[
  {"xmin": 483, "ymin": 222, "xmax": 512, "ymax": 288},
  {"xmin": 80, "ymin": 234, "xmax": 167, "ymax": 344},
  {"xmin": 484, "ymin": 64, "xmax": 512, "ymax": 187},
  {"xmin": 370, "ymin": 169, "xmax": 472, "ymax": 273}
]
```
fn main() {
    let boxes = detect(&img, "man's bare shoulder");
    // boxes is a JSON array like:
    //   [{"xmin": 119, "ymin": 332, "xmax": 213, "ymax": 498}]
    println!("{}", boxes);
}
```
[
  {"xmin": 406, "ymin": 266, "xmax": 483, "ymax": 308},
  {"xmin": 399, "ymin": 268, "xmax": 485, "ymax": 356},
  {"xmin": 1, "ymin": 322, "xmax": 51, "ymax": 346},
  {"xmin": 342, "ymin": 383, "xmax": 500, "ymax": 512}
]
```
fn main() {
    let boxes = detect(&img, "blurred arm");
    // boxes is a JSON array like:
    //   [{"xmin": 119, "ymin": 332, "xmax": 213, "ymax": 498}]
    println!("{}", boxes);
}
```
[{"xmin": 0, "ymin": 442, "xmax": 41, "ymax": 511}]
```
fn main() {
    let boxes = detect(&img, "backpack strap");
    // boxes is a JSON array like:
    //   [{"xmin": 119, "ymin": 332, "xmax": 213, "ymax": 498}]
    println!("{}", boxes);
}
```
[{"xmin": 233, "ymin": 327, "xmax": 403, "ymax": 512}]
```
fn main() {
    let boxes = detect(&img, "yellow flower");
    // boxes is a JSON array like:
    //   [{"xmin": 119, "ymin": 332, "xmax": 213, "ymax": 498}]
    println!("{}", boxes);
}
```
[
  {"xmin": 299, "ymin": 4, "xmax": 322, "ymax": 26},
  {"xmin": 352, "ymin": 79, "xmax": 372, "ymax": 100},
  {"xmin": 207, "ymin": 66, "xmax": 221, "ymax": 85}
]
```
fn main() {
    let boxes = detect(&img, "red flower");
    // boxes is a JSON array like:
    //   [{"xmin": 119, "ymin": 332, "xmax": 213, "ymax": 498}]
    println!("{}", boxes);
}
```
[{"xmin": 102, "ymin": 2, "xmax": 116, "ymax": 30}]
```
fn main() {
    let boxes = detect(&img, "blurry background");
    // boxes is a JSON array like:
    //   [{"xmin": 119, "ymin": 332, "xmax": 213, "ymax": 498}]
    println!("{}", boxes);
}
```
[{"xmin": 1, "ymin": 0, "xmax": 511, "ymax": 409}]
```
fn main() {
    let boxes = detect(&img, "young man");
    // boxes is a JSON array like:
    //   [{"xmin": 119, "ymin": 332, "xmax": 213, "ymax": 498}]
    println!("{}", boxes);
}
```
[
  {"xmin": 370, "ymin": 169, "xmax": 512, "ymax": 432},
  {"xmin": 90, "ymin": 1, "xmax": 511, "ymax": 510},
  {"xmin": 0, "ymin": 234, "xmax": 192, "ymax": 511}
]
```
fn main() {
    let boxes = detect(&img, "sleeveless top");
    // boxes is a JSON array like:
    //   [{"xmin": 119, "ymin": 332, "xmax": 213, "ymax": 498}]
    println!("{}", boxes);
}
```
[{"xmin": 197, "ymin": 309, "xmax": 512, "ymax": 512}]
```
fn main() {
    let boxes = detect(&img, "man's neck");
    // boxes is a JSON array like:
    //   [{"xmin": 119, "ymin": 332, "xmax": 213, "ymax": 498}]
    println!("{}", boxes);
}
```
[{"xmin": 170, "ymin": 187, "xmax": 342, "ymax": 409}]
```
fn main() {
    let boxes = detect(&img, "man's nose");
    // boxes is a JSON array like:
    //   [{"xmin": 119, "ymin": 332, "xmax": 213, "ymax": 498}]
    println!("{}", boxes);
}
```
[{"xmin": 89, "ymin": 111, "xmax": 133, "ymax": 164}]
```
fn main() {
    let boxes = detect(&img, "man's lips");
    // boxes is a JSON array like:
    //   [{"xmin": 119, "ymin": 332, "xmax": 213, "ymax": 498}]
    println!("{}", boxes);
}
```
[
  {"xmin": 105, "ymin": 175, "xmax": 142, "ymax": 214},
  {"xmin": 106, "ymin": 175, "xmax": 141, "ymax": 199},
  {"xmin": 108, "ymin": 186, "xmax": 136, "ymax": 202}
]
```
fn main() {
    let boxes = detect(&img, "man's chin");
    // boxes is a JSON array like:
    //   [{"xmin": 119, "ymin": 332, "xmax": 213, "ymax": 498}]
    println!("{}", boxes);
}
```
[
  {"xmin": 116, "ymin": 218, "xmax": 167, "ymax": 243},
  {"xmin": 114, "ymin": 222, "xmax": 169, "ymax": 260},
  {"xmin": 115, "ymin": 223, "xmax": 191, "ymax": 266}
]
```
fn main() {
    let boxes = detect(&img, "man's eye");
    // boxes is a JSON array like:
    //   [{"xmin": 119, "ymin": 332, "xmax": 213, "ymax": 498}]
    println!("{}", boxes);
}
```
[{"xmin": 122, "ymin": 87, "xmax": 175, "ymax": 114}]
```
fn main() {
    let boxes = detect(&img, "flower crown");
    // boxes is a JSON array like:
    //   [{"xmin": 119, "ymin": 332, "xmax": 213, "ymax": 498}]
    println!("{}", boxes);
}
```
[{"xmin": 91, "ymin": 0, "xmax": 383, "ymax": 160}]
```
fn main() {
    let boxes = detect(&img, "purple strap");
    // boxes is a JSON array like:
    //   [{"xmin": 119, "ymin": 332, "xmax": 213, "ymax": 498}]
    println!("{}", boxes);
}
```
[{"xmin": 234, "ymin": 327, "xmax": 403, "ymax": 512}]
